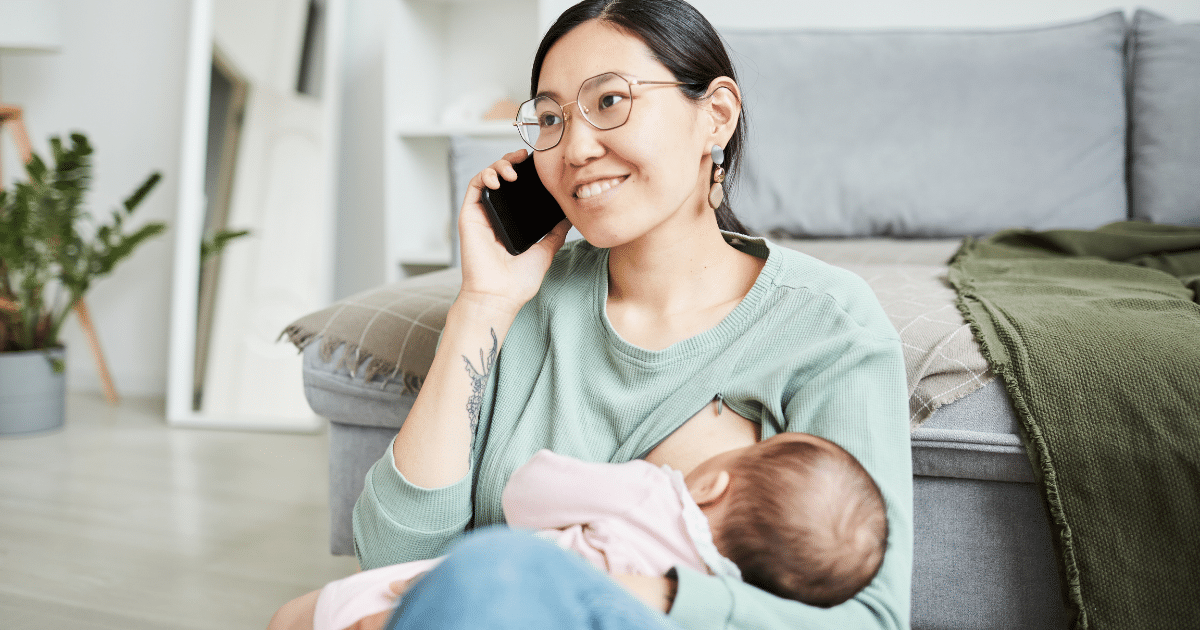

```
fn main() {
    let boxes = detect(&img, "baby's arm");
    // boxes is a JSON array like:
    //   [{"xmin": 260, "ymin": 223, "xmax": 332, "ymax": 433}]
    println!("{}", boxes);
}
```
[
  {"xmin": 337, "ymin": 580, "xmax": 418, "ymax": 630},
  {"xmin": 287, "ymin": 558, "xmax": 441, "ymax": 630},
  {"xmin": 267, "ymin": 588, "xmax": 322, "ymax": 630},
  {"xmin": 501, "ymin": 450, "xmax": 662, "ymax": 529}
]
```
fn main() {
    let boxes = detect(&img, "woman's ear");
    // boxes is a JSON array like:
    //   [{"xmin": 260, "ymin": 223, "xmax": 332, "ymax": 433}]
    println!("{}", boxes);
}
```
[
  {"xmin": 688, "ymin": 469, "xmax": 731, "ymax": 507},
  {"xmin": 703, "ymin": 77, "xmax": 742, "ymax": 148}
]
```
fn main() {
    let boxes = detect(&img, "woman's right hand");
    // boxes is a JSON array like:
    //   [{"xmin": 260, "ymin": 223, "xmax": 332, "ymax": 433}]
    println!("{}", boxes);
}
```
[
  {"xmin": 457, "ymin": 149, "xmax": 572, "ymax": 317},
  {"xmin": 386, "ymin": 151, "xmax": 569, "ymax": 490}
]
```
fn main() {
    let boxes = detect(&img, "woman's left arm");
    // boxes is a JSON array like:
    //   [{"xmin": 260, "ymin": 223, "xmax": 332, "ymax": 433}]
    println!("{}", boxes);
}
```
[{"xmin": 665, "ymin": 331, "xmax": 913, "ymax": 630}]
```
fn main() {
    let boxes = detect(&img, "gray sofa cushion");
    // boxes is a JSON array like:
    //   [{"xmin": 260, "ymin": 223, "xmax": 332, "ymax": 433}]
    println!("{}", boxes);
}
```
[
  {"xmin": 295, "ymin": 239, "xmax": 1000, "ymax": 429},
  {"xmin": 449, "ymin": 136, "xmax": 527, "ymax": 216},
  {"xmin": 448, "ymin": 136, "xmax": 528, "ymax": 266},
  {"xmin": 911, "ymin": 379, "xmax": 1032, "ymax": 484},
  {"xmin": 326, "ymin": 418, "xmax": 402, "ymax": 556},
  {"xmin": 1129, "ymin": 10, "xmax": 1200, "ymax": 226},
  {"xmin": 722, "ymin": 12, "xmax": 1129, "ymax": 237}
]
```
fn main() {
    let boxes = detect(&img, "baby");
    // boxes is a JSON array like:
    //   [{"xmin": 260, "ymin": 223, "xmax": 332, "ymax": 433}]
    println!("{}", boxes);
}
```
[{"xmin": 270, "ymin": 432, "xmax": 887, "ymax": 630}]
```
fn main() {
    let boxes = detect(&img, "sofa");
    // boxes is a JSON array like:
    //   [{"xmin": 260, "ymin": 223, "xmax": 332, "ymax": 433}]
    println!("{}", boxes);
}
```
[{"xmin": 284, "ymin": 10, "xmax": 1199, "ymax": 629}]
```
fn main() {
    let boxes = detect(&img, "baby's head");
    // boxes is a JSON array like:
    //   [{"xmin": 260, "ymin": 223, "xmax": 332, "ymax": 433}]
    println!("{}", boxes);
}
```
[{"xmin": 685, "ymin": 433, "xmax": 887, "ymax": 607}]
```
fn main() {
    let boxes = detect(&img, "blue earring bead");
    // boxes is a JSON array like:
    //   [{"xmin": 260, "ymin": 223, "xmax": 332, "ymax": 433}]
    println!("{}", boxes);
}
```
[{"xmin": 711, "ymin": 144, "xmax": 725, "ymax": 166}]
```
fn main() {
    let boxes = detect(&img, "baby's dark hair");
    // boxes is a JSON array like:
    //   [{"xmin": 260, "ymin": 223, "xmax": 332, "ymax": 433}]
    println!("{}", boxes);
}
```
[{"xmin": 715, "ymin": 435, "xmax": 888, "ymax": 607}]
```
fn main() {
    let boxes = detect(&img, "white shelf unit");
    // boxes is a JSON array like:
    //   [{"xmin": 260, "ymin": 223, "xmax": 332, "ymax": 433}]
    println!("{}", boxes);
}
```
[{"xmin": 384, "ymin": 0, "xmax": 563, "ymax": 280}]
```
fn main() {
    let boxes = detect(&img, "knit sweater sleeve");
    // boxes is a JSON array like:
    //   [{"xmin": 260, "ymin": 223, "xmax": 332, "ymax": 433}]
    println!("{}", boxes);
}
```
[
  {"xmin": 351, "ymin": 340, "xmax": 507, "ymax": 570},
  {"xmin": 668, "ymin": 323, "xmax": 913, "ymax": 629},
  {"xmin": 349, "ymin": 244, "xmax": 586, "ymax": 571},
  {"xmin": 350, "ymin": 436, "xmax": 477, "ymax": 570}
]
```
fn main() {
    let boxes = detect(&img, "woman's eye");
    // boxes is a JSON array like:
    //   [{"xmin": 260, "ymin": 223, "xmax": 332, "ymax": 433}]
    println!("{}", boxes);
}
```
[
  {"xmin": 538, "ymin": 113, "xmax": 562, "ymax": 128},
  {"xmin": 598, "ymin": 93, "xmax": 626, "ymax": 110}
]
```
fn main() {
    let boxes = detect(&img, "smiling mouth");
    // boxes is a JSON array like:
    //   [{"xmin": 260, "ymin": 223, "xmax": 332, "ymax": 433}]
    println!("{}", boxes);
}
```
[{"xmin": 574, "ymin": 176, "xmax": 627, "ymax": 199}]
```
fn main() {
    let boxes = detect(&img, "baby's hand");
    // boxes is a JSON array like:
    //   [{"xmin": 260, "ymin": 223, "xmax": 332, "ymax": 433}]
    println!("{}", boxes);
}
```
[{"xmin": 386, "ymin": 571, "xmax": 428, "ymax": 600}]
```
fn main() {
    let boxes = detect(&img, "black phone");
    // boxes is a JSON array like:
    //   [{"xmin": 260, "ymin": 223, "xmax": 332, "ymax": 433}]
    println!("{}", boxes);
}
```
[{"xmin": 479, "ymin": 158, "xmax": 566, "ymax": 256}]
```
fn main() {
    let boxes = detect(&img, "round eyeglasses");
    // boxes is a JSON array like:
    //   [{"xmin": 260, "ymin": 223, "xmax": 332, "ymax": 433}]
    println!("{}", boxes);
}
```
[{"xmin": 514, "ymin": 72, "xmax": 688, "ymax": 151}]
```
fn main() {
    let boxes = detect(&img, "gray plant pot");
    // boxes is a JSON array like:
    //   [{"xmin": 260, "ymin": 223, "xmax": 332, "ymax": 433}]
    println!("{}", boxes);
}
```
[{"xmin": 0, "ymin": 347, "xmax": 67, "ymax": 436}]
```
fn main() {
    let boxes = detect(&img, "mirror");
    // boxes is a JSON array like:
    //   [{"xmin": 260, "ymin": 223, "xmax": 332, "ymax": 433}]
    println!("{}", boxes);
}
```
[{"xmin": 168, "ymin": 0, "xmax": 342, "ymax": 430}]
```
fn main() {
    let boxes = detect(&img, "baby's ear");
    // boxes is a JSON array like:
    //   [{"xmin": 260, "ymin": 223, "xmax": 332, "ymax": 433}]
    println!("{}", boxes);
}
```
[{"xmin": 688, "ymin": 469, "xmax": 731, "ymax": 507}]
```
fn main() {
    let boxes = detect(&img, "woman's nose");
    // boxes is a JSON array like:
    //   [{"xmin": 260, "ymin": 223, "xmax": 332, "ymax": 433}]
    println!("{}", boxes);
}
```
[{"xmin": 560, "ymin": 104, "xmax": 605, "ymax": 165}]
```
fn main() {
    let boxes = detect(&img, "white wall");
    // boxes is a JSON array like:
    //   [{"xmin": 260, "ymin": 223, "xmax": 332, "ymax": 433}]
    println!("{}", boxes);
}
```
[
  {"xmin": 539, "ymin": 0, "xmax": 1200, "ymax": 29},
  {"xmin": 1, "ymin": 0, "xmax": 191, "ymax": 398},
  {"xmin": 333, "ymin": 0, "xmax": 387, "ymax": 299}
]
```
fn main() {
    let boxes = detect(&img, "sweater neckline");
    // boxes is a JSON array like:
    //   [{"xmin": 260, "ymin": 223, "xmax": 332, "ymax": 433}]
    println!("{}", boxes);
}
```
[{"xmin": 593, "ymin": 233, "xmax": 782, "ymax": 365}]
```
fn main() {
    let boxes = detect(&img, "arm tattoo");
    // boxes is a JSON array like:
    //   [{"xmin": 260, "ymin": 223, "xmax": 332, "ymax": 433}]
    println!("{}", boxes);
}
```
[{"xmin": 463, "ymin": 328, "xmax": 498, "ymax": 439}]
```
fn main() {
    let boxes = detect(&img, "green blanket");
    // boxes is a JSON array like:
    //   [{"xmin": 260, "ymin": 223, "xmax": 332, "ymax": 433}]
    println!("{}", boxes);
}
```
[{"xmin": 947, "ymin": 222, "xmax": 1200, "ymax": 629}]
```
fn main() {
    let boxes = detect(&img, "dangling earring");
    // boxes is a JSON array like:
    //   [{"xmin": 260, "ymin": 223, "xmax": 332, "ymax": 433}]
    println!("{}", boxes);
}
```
[{"xmin": 708, "ymin": 144, "xmax": 726, "ymax": 210}]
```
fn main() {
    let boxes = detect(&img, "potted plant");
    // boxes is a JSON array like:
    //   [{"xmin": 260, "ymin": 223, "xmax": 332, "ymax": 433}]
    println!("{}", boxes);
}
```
[{"xmin": 0, "ymin": 132, "xmax": 164, "ymax": 435}]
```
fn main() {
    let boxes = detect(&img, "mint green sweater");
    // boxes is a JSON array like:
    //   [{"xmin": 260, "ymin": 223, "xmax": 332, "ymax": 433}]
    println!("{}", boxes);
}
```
[{"xmin": 354, "ymin": 235, "xmax": 913, "ymax": 630}]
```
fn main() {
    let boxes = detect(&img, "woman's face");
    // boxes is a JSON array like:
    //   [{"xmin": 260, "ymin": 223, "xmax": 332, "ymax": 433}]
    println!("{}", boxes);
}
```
[{"xmin": 533, "ymin": 21, "xmax": 712, "ymax": 250}]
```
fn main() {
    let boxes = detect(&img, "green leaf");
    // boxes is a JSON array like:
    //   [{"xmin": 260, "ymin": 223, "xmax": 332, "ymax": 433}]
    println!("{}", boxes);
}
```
[
  {"xmin": 123, "ymin": 172, "xmax": 161, "ymax": 213},
  {"xmin": 0, "ymin": 131, "xmax": 166, "ymax": 351},
  {"xmin": 200, "ymin": 228, "xmax": 251, "ymax": 262}
]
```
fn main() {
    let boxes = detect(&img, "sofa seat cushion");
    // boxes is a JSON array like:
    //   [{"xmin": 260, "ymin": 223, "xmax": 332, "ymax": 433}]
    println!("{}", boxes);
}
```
[
  {"xmin": 783, "ymin": 238, "xmax": 994, "ymax": 426},
  {"xmin": 913, "ymin": 380, "xmax": 1032, "ymax": 483},
  {"xmin": 788, "ymin": 239, "xmax": 1030, "ymax": 483}
]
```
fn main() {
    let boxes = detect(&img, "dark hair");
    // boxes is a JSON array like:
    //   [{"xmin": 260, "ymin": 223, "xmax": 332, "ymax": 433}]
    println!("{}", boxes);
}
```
[
  {"xmin": 531, "ymin": 0, "xmax": 750, "ymax": 235},
  {"xmin": 717, "ymin": 436, "xmax": 889, "ymax": 607}
]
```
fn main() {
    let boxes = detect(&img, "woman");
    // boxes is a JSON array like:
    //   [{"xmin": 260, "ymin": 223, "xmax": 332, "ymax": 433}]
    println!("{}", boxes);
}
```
[{"xmin": 354, "ymin": 0, "xmax": 912, "ymax": 628}]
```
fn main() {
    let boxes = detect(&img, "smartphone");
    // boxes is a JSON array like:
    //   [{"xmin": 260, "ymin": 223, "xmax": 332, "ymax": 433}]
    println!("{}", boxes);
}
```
[{"xmin": 480, "ymin": 157, "xmax": 566, "ymax": 256}]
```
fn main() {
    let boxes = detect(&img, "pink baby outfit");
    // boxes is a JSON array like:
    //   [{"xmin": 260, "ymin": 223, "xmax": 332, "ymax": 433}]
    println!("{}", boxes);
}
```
[{"xmin": 313, "ymin": 450, "xmax": 738, "ymax": 630}]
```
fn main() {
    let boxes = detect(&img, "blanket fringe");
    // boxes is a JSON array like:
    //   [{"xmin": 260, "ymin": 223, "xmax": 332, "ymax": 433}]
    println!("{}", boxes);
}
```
[{"xmin": 951, "ymin": 284, "xmax": 1086, "ymax": 630}]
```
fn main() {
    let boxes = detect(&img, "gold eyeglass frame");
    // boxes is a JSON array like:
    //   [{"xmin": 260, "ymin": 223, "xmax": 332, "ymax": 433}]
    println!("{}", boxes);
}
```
[{"xmin": 513, "ymin": 72, "xmax": 688, "ymax": 151}]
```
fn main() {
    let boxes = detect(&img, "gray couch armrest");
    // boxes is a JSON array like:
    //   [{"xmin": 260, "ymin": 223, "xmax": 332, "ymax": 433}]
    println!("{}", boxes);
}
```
[
  {"xmin": 302, "ymin": 342, "xmax": 415, "ymax": 555},
  {"xmin": 301, "ymin": 342, "xmax": 415, "ymax": 429},
  {"xmin": 285, "ymin": 269, "xmax": 460, "ymax": 555}
]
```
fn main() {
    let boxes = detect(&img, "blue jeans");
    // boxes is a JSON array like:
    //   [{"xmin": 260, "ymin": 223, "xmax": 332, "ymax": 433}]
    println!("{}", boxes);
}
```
[{"xmin": 385, "ymin": 527, "xmax": 680, "ymax": 629}]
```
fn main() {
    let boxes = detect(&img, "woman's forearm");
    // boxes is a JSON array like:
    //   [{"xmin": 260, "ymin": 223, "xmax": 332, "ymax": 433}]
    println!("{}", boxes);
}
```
[
  {"xmin": 391, "ymin": 295, "xmax": 519, "ymax": 488},
  {"xmin": 385, "ymin": 148, "xmax": 568, "ymax": 490}
]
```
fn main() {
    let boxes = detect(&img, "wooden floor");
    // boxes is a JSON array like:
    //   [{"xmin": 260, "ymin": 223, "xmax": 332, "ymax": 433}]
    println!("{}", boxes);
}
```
[{"xmin": 0, "ymin": 393, "xmax": 360, "ymax": 630}]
